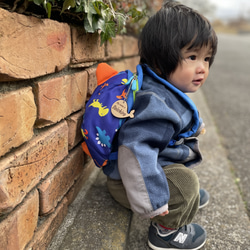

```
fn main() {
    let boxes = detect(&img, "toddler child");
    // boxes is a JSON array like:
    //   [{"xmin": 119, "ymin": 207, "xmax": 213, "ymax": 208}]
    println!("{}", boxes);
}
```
[{"xmin": 105, "ymin": 1, "xmax": 218, "ymax": 249}]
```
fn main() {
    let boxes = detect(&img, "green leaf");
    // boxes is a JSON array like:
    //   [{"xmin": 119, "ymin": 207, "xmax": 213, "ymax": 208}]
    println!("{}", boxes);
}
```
[
  {"xmin": 100, "ymin": 21, "xmax": 116, "ymax": 45},
  {"xmin": 96, "ymin": 17, "xmax": 105, "ymax": 31},
  {"xmin": 91, "ymin": 15, "xmax": 102, "ymax": 30},
  {"xmin": 75, "ymin": 4, "xmax": 84, "ymax": 13},
  {"xmin": 84, "ymin": 16, "xmax": 95, "ymax": 33},
  {"xmin": 127, "ymin": 7, "xmax": 146, "ymax": 22},
  {"xmin": 92, "ymin": 1, "xmax": 106, "ymax": 16},
  {"xmin": 47, "ymin": 2, "xmax": 52, "ymax": 18},
  {"xmin": 32, "ymin": 0, "xmax": 44, "ymax": 5},
  {"xmin": 105, "ymin": 21, "xmax": 116, "ymax": 37},
  {"xmin": 84, "ymin": 14, "xmax": 105, "ymax": 33},
  {"xmin": 61, "ymin": 0, "xmax": 76, "ymax": 14},
  {"xmin": 88, "ymin": 0, "xmax": 98, "ymax": 14},
  {"xmin": 83, "ymin": 0, "xmax": 98, "ymax": 28},
  {"xmin": 115, "ymin": 13, "xmax": 126, "ymax": 33}
]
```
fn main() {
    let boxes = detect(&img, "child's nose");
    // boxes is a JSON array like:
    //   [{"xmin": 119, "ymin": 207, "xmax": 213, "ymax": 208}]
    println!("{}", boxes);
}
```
[{"xmin": 196, "ymin": 61, "xmax": 206, "ymax": 74}]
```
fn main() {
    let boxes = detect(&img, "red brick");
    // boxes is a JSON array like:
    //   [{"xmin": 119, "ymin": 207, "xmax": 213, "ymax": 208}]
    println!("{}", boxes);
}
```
[
  {"xmin": 110, "ymin": 56, "xmax": 140, "ymax": 72},
  {"xmin": 148, "ymin": 0, "xmax": 164, "ymax": 11},
  {"xmin": 34, "ymin": 71, "xmax": 87, "ymax": 128},
  {"xmin": 0, "ymin": 190, "xmax": 39, "ymax": 250},
  {"xmin": 38, "ymin": 146, "xmax": 84, "ymax": 215},
  {"xmin": 123, "ymin": 57, "xmax": 140, "ymax": 71},
  {"xmin": 34, "ymin": 76, "xmax": 69, "ymax": 127},
  {"xmin": 0, "ymin": 87, "xmax": 36, "ymax": 157},
  {"xmin": 26, "ymin": 198, "xmax": 68, "ymax": 250},
  {"xmin": 71, "ymin": 71, "xmax": 88, "ymax": 111},
  {"xmin": 66, "ymin": 110, "xmax": 84, "ymax": 150},
  {"xmin": 109, "ymin": 61, "xmax": 127, "ymax": 72},
  {"xmin": 71, "ymin": 27, "xmax": 105, "ymax": 64},
  {"xmin": 122, "ymin": 36, "xmax": 139, "ymax": 57},
  {"xmin": 70, "ymin": 61, "xmax": 96, "ymax": 69},
  {"xmin": 106, "ymin": 36, "xmax": 123, "ymax": 59},
  {"xmin": 66, "ymin": 160, "xmax": 96, "ymax": 205},
  {"xmin": 0, "ymin": 8, "xmax": 71, "ymax": 82},
  {"xmin": 0, "ymin": 121, "xmax": 68, "ymax": 215},
  {"xmin": 86, "ymin": 67, "xmax": 98, "ymax": 96}
]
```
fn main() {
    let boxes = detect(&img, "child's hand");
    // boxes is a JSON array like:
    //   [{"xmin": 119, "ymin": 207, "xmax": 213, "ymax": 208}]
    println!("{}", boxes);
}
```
[
  {"xmin": 150, "ymin": 210, "xmax": 169, "ymax": 219},
  {"xmin": 159, "ymin": 210, "xmax": 169, "ymax": 216}
]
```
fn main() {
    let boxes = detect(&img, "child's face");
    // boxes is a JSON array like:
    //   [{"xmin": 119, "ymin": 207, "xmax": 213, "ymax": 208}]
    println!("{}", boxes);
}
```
[{"xmin": 168, "ymin": 45, "xmax": 212, "ymax": 93}]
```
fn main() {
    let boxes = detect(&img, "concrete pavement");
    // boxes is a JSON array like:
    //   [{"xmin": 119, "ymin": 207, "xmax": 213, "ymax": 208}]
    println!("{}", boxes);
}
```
[{"xmin": 48, "ymin": 89, "xmax": 250, "ymax": 250}]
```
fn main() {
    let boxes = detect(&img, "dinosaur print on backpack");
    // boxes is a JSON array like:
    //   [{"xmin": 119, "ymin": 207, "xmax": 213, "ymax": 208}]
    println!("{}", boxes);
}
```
[{"xmin": 81, "ymin": 63, "xmax": 143, "ymax": 168}]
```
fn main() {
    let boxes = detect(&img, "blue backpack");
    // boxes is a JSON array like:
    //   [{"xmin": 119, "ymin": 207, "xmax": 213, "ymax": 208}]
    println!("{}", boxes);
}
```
[{"xmin": 81, "ymin": 63, "xmax": 143, "ymax": 168}]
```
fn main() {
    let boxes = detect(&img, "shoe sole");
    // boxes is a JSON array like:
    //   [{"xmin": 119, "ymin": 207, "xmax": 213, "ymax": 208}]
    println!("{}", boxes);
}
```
[
  {"xmin": 148, "ymin": 239, "xmax": 206, "ymax": 250},
  {"xmin": 199, "ymin": 199, "xmax": 209, "ymax": 209}
]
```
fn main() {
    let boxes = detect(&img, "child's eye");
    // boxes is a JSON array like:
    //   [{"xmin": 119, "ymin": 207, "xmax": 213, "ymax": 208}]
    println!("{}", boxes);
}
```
[
  {"xmin": 188, "ymin": 55, "xmax": 196, "ymax": 60},
  {"xmin": 205, "ymin": 57, "xmax": 211, "ymax": 62}
]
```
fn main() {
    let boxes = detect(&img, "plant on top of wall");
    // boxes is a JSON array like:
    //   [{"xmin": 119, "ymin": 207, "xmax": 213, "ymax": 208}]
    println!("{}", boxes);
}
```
[{"xmin": 1, "ymin": 0, "xmax": 147, "ymax": 45}]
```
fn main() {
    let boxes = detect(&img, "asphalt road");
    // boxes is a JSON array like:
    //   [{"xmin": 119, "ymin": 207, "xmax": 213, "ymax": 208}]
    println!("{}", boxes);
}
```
[{"xmin": 202, "ymin": 33, "xmax": 250, "ymax": 216}]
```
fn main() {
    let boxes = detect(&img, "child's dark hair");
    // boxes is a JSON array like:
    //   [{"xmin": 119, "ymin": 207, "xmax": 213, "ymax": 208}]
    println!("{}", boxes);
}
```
[{"xmin": 139, "ymin": 1, "xmax": 218, "ymax": 79}]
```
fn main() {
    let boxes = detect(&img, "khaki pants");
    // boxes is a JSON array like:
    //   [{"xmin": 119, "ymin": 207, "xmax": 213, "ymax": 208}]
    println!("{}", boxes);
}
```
[{"xmin": 107, "ymin": 164, "xmax": 200, "ymax": 228}]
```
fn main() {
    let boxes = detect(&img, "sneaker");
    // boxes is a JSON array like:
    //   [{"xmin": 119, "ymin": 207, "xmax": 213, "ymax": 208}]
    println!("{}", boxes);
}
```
[
  {"xmin": 148, "ymin": 222, "xmax": 206, "ymax": 250},
  {"xmin": 199, "ymin": 189, "xmax": 209, "ymax": 209}
]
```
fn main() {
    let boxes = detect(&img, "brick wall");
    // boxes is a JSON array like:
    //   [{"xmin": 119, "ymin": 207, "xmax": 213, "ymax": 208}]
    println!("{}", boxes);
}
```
[{"xmin": 0, "ymin": 7, "xmax": 139, "ymax": 250}]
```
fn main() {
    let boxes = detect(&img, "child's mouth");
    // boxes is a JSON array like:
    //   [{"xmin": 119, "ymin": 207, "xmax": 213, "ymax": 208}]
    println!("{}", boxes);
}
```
[{"xmin": 192, "ymin": 78, "xmax": 203, "ymax": 85}]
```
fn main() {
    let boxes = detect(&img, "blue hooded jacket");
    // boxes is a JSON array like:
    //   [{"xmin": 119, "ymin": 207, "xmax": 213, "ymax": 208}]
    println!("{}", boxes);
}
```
[{"xmin": 103, "ymin": 65, "xmax": 204, "ymax": 218}]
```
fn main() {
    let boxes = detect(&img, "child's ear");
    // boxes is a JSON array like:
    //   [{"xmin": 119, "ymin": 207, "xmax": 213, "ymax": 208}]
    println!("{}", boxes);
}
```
[
  {"xmin": 152, "ymin": 63, "xmax": 163, "ymax": 76},
  {"xmin": 155, "ymin": 66, "xmax": 167, "ymax": 80},
  {"xmin": 155, "ymin": 67, "xmax": 162, "ymax": 75}
]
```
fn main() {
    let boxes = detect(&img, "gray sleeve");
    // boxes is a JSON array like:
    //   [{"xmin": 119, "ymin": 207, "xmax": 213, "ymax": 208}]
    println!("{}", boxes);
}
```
[{"xmin": 118, "ymin": 145, "xmax": 169, "ymax": 218}]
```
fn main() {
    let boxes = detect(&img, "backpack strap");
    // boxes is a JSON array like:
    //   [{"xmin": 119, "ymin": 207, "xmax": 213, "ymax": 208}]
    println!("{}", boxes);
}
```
[
  {"xmin": 126, "ymin": 64, "xmax": 143, "ymax": 112},
  {"xmin": 96, "ymin": 63, "xmax": 118, "ymax": 86},
  {"xmin": 109, "ymin": 64, "xmax": 143, "ymax": 162},
  {"xmin": 136, "ymin": 64, "xmax": 143, "ymax": 89}
]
